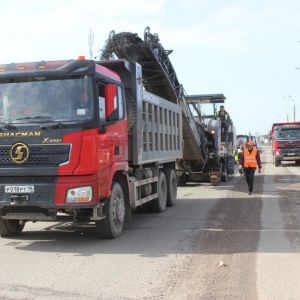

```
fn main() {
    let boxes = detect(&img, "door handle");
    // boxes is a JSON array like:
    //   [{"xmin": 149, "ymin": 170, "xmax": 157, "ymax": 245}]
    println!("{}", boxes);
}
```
[{"xmin": 114, "ymin": 144, "xmax": 120, "ymax": 155}]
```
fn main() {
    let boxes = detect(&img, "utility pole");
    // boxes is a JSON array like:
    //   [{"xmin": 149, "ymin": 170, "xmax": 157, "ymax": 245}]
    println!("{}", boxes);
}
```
[
  {"xmin": 88, "ymin": 30, "xmax": 94, "ymax": 59},
  {"xmin": 288, "ymin": 95, "xmax": 296, "ymax": 122},
  {"xmin": 283, "ymin": 96, "xmax": 296, "ymax": 122}
]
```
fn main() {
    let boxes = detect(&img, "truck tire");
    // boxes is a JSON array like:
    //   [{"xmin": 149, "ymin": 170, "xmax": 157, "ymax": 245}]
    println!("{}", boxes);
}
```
[
  {"xmin": 275, "ymin": 160, "xmax": 280, "ymax": 167},
  {"xmin": 95, "ymin": 181, "xmax": 126, "ymax": 239},
  {"xmin": 0, "ymin": 218, "xmax": 24, "ymax": 237},
  {"xmin": 165, "ymin": 169, "xmax": 177, "ymax": 207},
  {"xmin": 150, "ymin": 171, "xmax": 167, "ymax": 212}
]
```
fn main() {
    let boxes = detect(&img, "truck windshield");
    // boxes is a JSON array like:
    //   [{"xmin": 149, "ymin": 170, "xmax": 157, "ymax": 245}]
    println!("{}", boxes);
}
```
[
  {"xmin": 0, "ymin": 76, "xmax": 94, "ymax": 123},
  {"xmin": 275, "ymin": 128, "xmax": 300, "ymax": 139}
]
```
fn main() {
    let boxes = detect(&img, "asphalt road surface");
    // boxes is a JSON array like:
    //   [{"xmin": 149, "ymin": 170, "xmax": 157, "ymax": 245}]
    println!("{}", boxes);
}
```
[{"xmin": 1, "ymin": 146, "xmax": 300, "ymax": 300}]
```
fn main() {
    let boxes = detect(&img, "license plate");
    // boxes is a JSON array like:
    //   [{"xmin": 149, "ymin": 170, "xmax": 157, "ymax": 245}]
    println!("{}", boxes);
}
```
[
  {"xmin": 5, "ymin": 185, "xmax": 34, "ymax": 194},
  {"xmin": 288, "ymin": 153, "xmax": 295, "ymax": 156}
]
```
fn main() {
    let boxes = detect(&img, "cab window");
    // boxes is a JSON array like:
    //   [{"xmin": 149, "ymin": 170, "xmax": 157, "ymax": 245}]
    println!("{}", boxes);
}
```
[
  {"xmin": 98, "ymin": 83, "xmax": 105, "ymax": 122},
  {"xmin": 104, "ymin": 84, "xmax": 125, "ymax": 122},
  {"xmin": 117, "ymin": 86, "xmax": 124, "ymax": 119}
]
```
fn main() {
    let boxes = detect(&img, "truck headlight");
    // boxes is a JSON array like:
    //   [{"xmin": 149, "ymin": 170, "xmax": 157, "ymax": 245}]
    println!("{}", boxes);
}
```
[{"xmin": 66, "ymin": 186, "xmax": 92, "ymax": 203}]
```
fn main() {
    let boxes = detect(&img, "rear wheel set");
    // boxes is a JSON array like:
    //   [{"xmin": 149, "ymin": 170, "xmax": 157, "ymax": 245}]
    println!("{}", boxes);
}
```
[
  {"xmin": 96, "ymin": 169, "xmax": 178, "ymax": 238},
  {"xmin": 149, "ymin": 171, "xmax": 168, "ymax": 212},
  {"xmin": 150, "ymin": 168, "xmax": 177, "ymax": 212}
]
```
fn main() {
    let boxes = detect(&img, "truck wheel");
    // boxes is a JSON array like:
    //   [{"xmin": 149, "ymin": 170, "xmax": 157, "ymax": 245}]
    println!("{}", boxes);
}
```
[
  {"xmin": 150, "ymin": 171, "xmax": 167, "ymax": 212},
  {"xmin": 165, "ymin": 169, "xmax": 177, "ymax": 206},
  {"xmin": 275, "ymin": 160, "xmax": 280, "ymax": 167},
  {"xmin": 0, "ymin": 218, "xmax": 24, "ymax": 237},
  {"xmin": 95, "ymin": 181, "xmax": 125, "ymax": 239}
]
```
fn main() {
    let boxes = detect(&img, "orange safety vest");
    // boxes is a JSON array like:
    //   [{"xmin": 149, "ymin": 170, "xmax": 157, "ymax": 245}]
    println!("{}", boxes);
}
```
[{"xmin": 244, "ymin": 148, "xmax": 257, "ymax": 168}]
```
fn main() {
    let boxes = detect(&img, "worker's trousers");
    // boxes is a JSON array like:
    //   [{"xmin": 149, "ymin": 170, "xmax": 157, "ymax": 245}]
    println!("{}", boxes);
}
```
[{"xmin": 244, "ymin": 167, "xmax": 256, "ymax": 192}]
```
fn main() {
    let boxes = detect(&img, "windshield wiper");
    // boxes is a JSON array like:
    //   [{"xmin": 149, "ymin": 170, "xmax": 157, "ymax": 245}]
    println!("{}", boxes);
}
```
[
  {"xmin": 15, "ymin": 116, "xmax": 54, "ymax": 121},
  {"xmin": 0, "ymin": 121, "xmax": 17, "ymax": 130},
  {"xmin": 40, "ymin": 121, "xmax": 67, "ymax": 130}
]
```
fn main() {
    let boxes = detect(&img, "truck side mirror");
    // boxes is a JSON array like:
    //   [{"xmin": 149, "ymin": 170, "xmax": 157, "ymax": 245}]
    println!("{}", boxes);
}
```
[{"xmin": 104, "ymin": 84, "xmax": 117, "ymax": 121}]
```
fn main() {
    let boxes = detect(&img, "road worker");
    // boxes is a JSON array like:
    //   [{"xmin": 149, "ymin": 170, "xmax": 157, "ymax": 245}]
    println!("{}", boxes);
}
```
[
  {"xmin": 216, "ymin": 105, "xmax": 230, "ymax": 122},
  {"xmin": 216, "ymin": 105, "xmax": 231, "ymax": 140},
  {"xmin": 235, "ymin": 144, "xmax": 244, "ymax": 175},
  {"xmin": 239, "ymin": 141, "xmax": 262, "ymax": 195}
]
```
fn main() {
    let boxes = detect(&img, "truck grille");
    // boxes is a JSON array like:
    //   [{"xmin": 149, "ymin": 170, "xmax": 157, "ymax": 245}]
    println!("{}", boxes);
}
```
[
  {"xmin": 277, "ymin": 140, "xmax": 300, "ymax": 148},
  {"xmin": 0, "ymin": 144, "xmax": 71, "ymax": 167},
  {"xmin": 0, "ymin": 206, "xmax": 55, "ymax": 221}
]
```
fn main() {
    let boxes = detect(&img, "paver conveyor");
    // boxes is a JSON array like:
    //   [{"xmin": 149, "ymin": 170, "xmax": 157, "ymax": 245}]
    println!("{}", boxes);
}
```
[{"xmin": 100, "ymin": 27, "xmax": 208, "ymax": 165}]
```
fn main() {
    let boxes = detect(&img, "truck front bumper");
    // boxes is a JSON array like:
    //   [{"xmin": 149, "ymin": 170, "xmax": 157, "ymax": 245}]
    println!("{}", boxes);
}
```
[
  {"xmin": 275, "ymin": 148, "xmax": 300, "ymax": 161},
  {"xmin": 0, "ymin": 174, "xmax": 100, "ymax": 210},
  {"xmin": 281, "ymin": 156, "xmax": 300, "ymax": 161}
]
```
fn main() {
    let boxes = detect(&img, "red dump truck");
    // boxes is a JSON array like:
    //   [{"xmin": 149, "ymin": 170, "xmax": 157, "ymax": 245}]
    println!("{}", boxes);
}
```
[
  {"xmin": 0, "ymin": 58, "xmax": 182, "ymax": 238},
  {"xmin": 271, "ymin": 122, "xmax": 300, "ymax": 166}
]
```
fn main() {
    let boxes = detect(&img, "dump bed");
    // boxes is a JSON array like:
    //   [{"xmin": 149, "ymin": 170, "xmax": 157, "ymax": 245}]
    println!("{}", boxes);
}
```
[
  {"xmin": 98, "ymin": 59, "xmax": 182, "ymax": 166},
  {"xmin": 134, "ymin": 90, "xmax": 182, "ymax": 165}
]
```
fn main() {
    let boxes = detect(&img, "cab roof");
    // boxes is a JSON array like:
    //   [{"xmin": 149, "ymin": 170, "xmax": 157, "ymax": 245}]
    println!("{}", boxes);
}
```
[
  {"xmin": 272, "ymin": 122, "xmax": 300, "ymax": 130},
  {"xmin": 185, "ymin": 94, "xmax": 226, "ymax": 104},
  {"xmin": 0, "ymin": 58, "xmax": 122, "ymax": 84}
]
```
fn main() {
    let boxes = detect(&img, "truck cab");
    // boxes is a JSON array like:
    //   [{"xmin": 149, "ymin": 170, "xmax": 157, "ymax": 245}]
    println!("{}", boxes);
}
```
[
  {"xmin": 0, "ymin": 58, "xmax": 130, "ymax": 236},
  {"xmin": 271, "ymin": 122, "xmax": 300, "ymax": 166},
  {"xmin": 0, "ymin": 57, "xmax": 182, "ymax": 238}
]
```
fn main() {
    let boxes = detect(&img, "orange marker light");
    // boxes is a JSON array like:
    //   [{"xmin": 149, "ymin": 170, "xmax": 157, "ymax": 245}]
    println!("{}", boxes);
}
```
[
  {"xmin": 0, "ymin": 67, "xmax": 5, "ymax": 72},
  {"xmin": 38, "ymin": 65, "xmax": 46, "ymax": 69},
  {"xmin": 77, "ymin": 55, "xmax": 85, "ymax": 60},
  {"xmin": 17, "ymin": 66, "xmax": 25, "ymax": 70}
]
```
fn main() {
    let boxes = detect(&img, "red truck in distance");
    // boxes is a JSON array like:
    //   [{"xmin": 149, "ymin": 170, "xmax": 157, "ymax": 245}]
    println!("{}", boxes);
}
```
[{"xmin": 271, "ymin": 122, "xmax": 300, "ymax": 167}]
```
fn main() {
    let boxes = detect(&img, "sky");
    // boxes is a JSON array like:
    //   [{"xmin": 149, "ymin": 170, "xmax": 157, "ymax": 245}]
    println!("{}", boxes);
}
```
[{"xmin": 1, "ymin": 0, "xmax": 300, "ymax": 135}]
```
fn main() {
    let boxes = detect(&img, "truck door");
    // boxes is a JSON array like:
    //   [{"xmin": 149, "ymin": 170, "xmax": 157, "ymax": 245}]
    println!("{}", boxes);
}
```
[
  {"xmin": 97, "ymin": 82, "xmax": 128, "ymax": 197},
  {"xmin": 103, "ymin": 83, "xmax": 128, "ymax": 161}
]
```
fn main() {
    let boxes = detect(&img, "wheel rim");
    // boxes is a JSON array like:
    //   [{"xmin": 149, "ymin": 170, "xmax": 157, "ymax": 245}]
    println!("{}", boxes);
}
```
[{"xmin": 112, "ymin": 191, "xmax": 125, "ymax": 226}]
